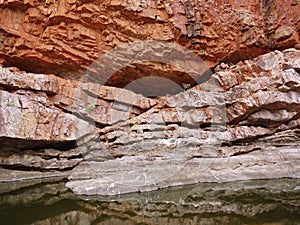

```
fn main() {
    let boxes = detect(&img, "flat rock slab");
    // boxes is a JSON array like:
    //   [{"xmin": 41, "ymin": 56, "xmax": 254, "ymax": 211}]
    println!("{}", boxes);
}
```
[{"xmin": 66, "ymin": 146, "xmax": 300, "ymax": 196}]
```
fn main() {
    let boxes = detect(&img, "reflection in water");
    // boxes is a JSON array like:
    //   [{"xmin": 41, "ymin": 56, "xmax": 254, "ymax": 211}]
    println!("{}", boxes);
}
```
[{"xmin": 0, "ymin": 179, "xmax": 299, "ymax": 225}]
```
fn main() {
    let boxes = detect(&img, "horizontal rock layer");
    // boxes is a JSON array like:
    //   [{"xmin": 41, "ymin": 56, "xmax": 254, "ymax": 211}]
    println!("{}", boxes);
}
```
[
  {"xmin": 0, "ymin": 66, "xmax": 157, "ymax": 171},
  {"xmin": 67, "ymin": 139, "xmax": 300, "ymax": 195},
  {"xmin": 67, "ymin": 48, "xmax": 300, "ymax": 195},
  {"xmin": 85, "ymin": 49, "xmax": 300, "ymax": 158},
  {"xmin": 0, "ymin": 48, "xmax": 299, "ymax": 195}
]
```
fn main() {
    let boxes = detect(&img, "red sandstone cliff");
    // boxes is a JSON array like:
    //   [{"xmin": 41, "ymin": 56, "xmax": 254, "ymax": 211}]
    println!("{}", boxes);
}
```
[
  {"xmin": 0, "ymin": 0, "xmax": 299, "ymax": 195},
  {"xmin": 0, "ymin": 0, "xmax": 299, "ymax": 86}
]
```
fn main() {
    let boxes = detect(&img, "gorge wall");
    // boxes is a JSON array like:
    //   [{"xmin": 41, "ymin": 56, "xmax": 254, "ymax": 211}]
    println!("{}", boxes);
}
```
[
  {"xmin": 0, "ymin": 0, "xmax": 299, "ymax": 87},
  {"xmin": 0, "ymin": 0, "xmax": 299, "ymax": 196}
]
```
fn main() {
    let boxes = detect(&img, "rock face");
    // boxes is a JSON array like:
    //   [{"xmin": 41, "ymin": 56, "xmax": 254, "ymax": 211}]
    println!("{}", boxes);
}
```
[
  {"xmin": 0, "ymin": 48, "xmax": 299, "ymax": 195},
  {"xmin": 66, "ymin": 48, "xmax": 300, "ymax": 196},
  {"xmin": 0, "ymin": 0, "xmax": 299, "ymax": 196},
  {"xmin": 0, "ymin": 66, "xmax": 155, "ymax": 171},
  {"xmin": 0, "ymin": 0, "xmax": 299, "ymax": 89}
]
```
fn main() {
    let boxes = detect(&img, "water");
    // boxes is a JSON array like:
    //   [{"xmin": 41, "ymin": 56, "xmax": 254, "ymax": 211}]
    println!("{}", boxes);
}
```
[{"xmin": 0, "ymin": 178, "xmax": 299, "ymax": 225}]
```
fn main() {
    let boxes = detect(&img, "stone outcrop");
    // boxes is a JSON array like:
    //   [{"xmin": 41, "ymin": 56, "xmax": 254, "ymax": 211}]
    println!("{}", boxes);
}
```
[
  {"xmin": 0, "ymin": 66, "xmax": 155, "ymax": 170},
  {"xmin": 66, "ymin": 48, "xmax": 300, "ymax": 195},
  {"xmin": 0, "ymin": 48, "xmax": 299, "ymax": 195},
  {"xmin": 0, "ymin": 0, "xmax": 299, "ymax": 196},
  {"xmin": 0, "ymin": 0, "xmax": 299, "ymax": 90}
]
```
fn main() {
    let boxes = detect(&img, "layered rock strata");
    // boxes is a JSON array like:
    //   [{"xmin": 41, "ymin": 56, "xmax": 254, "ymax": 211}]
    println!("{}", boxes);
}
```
[
  {"xmin": 0, "ymin": 48, "xmax": 299, "ymax": 195},
  {"xmin": 0, "ymin": 66, "xmax": 155, "ymax": 171},
  {"xmin": 67, "ymin": 48, "xmax": 300, "ymax": 195}
]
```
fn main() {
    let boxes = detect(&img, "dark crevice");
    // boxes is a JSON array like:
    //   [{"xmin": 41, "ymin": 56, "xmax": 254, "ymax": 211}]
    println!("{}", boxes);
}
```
[
  {"xmin": 232, "ymin": 147, "xmax": 262, "ymax": 156},
  {"xmin": 221, "ymin": 142, "xmax": 233, "ymax": 147},
  {"xmin": 71, "ymin": 111, "xmax": 107, "ymax": 129},
  {"xmin": 53, "ymin": 103, "xmax": 73, "ymax": 115},
  {"xmin": 104, "ymin": 137, "xmax": 167, "ymax": 146},
  {"xmin": 0, "ymin": 164, "xmax": 76, "ymax": 172},
  {"xmin": 293, "ymin": 67, "xmax": 300, "ymax": 74},
  {"xmin": 194, "ymin": 68, "xmax": 214, "ymax": 85},
  {"xmin": 1, "ymin": 55, "xmax": 82, "ymax": 80},
  {"xmin": 165, "ymin": 122, "xmax": 181, "ymax": 126},
  {"xmin": 65, "ymin": 154, "xmax": 83, "ymax": 160},
  {"xmin": 106, "ymin": 136, "xmax": 117, "ymax": 143},
  {"xmin": 102, "ymin": 62, "xmax": 215, "ymax": 97},
  {"xmin": 223, "ymin": 47, "xmax": 269, "ymax": 68},
  {"xmin": 0, "ymin": 1, "xmax": 31, "ymax": 10},
  {"xmin": 288, "ymin": 112, "xmax": 300, "ymax": 123},
  {"xmin": 0, "ymin": 84, "xmax": 21, "ymax": 92},
  {"xmin": 0, "ymin": 137, "xmax": 77, "ymax": 152},
  {"xmin": 229, "ymin": 131, "xmax": 276, "ymax": 146},
  {"xmin": 0, "ymin": 84, "xmax": 57, "ymax": 96}
]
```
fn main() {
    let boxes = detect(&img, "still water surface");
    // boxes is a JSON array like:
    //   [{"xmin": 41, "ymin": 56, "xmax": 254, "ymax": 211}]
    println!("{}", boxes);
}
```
[{"xmin": 0, "ymin": 178, "xmax": 299, "ymax": 225}]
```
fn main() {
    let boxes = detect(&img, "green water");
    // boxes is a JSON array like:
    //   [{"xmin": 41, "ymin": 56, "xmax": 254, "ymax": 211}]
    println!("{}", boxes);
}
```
[{"xmin": 0, "ymin": 178, "xmax": 299, "ymax": 225}]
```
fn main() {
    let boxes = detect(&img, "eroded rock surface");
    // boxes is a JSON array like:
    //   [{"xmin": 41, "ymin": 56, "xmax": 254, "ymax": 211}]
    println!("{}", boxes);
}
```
[
  {"xmin": 0, "ymin": 48, "xmax": 298, "ymax": 195},
  {"xmin": 0, "ymin": 0, "xmax": 300, "ymax": 193},
  {"xmin": 67, "ymin": 49, "xmax": 300, "ymax": 195},
  {"xmin": 0, "ymin": 0, "xmax": 299, "ymax": 90},
  {"xmin": 0, "ymin": 66, "xmax": 156, "ymax": 171}
]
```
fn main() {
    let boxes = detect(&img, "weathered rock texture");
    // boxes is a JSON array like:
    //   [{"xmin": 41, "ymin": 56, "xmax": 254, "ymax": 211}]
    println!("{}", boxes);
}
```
[
  {"xmin": 0, "ymin": 66, "xmax": 155, "ymax": 171},
  {"xmin": 66, "ymin": 48, "xmax": 300, "ymax": 195},
  {"xmin": 0, "ymin": 0, "xmax": 299, "ymax": 196},
  {"xmin": 0, "ymin": 48, "xmax": 299, "ymax": 195},
  {"xmin": 0, "ymin": 0, "xmax": 299, "ymax": 90}
]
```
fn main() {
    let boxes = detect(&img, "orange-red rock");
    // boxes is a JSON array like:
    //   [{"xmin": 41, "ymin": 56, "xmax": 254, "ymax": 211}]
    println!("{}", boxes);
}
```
[
  {"xmin": 0, "ymin": 0, "xmax": 299, "ymax": 88},
  {"xmin": 0, "ymin": 1, "xmax": 299, "ymax": 195}
]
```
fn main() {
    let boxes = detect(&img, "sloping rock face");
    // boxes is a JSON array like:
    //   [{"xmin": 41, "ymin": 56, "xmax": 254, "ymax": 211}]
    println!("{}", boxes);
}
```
[{"xmin": 0, "ymin": 0, "xmax": 299, "ymax": 90}]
